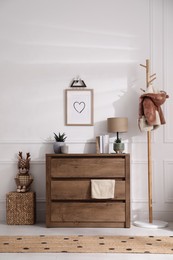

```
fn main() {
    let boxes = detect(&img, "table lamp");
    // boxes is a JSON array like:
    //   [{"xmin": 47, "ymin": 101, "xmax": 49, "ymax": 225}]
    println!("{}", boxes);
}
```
[{"xmin": 107, "ymin": 117, "xmax": 128, "ymax": 153}]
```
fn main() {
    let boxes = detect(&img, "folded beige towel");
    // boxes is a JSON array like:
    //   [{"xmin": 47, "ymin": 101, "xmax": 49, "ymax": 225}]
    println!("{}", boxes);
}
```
[{"xmin": 91, "ymin": 179, "xmax": 115, "ymax": 199}]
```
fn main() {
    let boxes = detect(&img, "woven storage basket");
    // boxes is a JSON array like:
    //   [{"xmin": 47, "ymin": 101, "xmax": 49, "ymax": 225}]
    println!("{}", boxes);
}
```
[{"xmin": 6, "ymin": 191, "xmax": 36, "ymax": 225}]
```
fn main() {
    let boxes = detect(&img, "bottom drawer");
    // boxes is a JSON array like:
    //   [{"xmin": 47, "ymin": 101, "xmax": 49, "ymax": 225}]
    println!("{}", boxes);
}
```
[{"xmin": 51, "ymin": 202, "xmax": 125, "ymax": 223}]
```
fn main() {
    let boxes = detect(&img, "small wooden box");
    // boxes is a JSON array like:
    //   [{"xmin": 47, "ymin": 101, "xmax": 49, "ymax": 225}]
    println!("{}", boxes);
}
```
[{"xmin": 6, "ymin": 192, "xmax": 36, "ymax": 225}]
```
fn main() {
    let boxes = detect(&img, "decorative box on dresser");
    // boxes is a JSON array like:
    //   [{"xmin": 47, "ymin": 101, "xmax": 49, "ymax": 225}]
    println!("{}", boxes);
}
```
[{"xmin": 46, "ymin": 153, "xmax": 130, "ymax": 228}]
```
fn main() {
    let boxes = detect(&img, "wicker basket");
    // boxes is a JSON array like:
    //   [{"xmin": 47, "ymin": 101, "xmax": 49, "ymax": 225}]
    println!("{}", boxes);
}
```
[{"xmin": 6, "ymin": 191, "xmax": 36, "ymax": 225}]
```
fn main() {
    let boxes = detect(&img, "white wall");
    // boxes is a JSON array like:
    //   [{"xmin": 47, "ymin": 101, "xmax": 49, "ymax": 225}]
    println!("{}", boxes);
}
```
[{"xmin": 0, "ymin": 0, "xmax": 173, "ymax": 223}]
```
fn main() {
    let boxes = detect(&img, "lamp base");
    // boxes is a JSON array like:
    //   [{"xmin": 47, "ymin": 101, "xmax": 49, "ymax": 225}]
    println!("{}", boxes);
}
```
[
  {"xmin": 133, "ymin": 220, "xmax": 168, "ymax": 229},
  {"xmin": 113, "ymin": 143, "xmax": 124, "ymax": 153}
]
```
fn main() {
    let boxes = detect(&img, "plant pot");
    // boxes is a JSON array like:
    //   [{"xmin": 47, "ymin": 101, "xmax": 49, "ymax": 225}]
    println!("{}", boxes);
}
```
[
  {"xmin": 53, "ymin": 142, "xmax": 64, "ymax": 154},
  {"xmin": 61, "ymin": 144, "xmax": 69, "ymax": 154},
  {"xmin": 113, "ymin": 143, "xmax": 124, "ymax": 154}
]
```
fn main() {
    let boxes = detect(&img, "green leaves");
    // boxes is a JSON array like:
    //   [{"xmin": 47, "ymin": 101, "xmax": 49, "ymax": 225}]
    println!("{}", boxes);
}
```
[{"xmin": 53, "ymin": 132, "xmax": 67, "ymax": 142}]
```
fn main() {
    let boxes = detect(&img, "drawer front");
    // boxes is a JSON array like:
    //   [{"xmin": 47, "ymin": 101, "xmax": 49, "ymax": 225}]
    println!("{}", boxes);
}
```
[
  {"xmin": 51, "ymin": 202, "xmax": 125, "ymax": 222},
  {"xmin": 51, "ymin": 180, "xmax": 125, "ymax": 200},
  {"xmin": 50, "ymin": 158, "xmax": 125, "ymax": 178}
]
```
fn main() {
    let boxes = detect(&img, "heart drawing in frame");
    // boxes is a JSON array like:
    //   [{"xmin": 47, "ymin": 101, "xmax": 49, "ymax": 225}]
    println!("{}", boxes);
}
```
[{"xmin": 73, "ymin": 101, "xmax": 86, "ymax": 113}]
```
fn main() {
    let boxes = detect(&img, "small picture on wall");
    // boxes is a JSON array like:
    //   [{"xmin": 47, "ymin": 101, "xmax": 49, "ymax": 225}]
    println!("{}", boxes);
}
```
[{"xmin": 65, "ymin": 89, "xmax": 94, "ymax": 126}]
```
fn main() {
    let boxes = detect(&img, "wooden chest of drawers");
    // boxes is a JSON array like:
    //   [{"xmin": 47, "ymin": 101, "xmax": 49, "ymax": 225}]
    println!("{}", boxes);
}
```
[{"xmin": 46, "ymin": 154, "xmax": 130, "ymax": 228}]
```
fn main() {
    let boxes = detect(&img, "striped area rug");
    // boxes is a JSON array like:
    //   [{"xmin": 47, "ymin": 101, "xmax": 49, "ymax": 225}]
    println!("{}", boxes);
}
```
[{"xmin": 0, "ymin": 235, "xmax": 173, "ymax": 254}]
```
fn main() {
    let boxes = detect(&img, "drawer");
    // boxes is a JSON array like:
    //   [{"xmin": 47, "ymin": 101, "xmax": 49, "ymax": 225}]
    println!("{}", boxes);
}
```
[
  {"xmin": 51, "ymin": 202, "xmax": 125, "ymax": 223},
  {"xmin": 50, "ymin": 158, "xmax": 125, "ymax": 178},
  {"xmin": 51, "ymin": 180, "xmax": 125, "ymax": 200}
]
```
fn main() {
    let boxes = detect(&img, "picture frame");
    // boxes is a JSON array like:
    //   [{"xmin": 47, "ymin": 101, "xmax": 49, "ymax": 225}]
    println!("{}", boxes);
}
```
[{"xmin": 65, "ymin": 89, "xmax": 94, "ymax": 126}]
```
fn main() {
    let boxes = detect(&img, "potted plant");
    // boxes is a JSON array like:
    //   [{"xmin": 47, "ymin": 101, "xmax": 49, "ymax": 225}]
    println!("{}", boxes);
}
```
[
  {"xmin": 113, "ymin": 136, "xmax": 124, "ymax": 154},
  {"xmin": 53, "ymin": 132, "xmax": 67, "ymax": 154}
]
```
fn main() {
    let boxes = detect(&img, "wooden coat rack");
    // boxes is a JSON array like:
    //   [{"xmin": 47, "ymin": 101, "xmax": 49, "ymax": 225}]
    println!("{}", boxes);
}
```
[
  {"xmin": 140, "ymin": 59, "xmax": 156, "ymax": 223},
  {"xmin": 134, "ymin": 59, "xmax": 168, "ymax": 228}
]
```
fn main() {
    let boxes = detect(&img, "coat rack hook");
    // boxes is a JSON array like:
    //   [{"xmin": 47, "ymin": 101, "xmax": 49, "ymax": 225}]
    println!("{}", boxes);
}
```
[
  {"xmin": 140, "ymin": 64, "xmax": 147, "ymax": 68},
  {"xmin": 148, "ymin": 77, "xmax": 156, "ymax": 85},
  {"xmin": 150, "ymin": 73, "xmax": 156, "ymax": 78}
]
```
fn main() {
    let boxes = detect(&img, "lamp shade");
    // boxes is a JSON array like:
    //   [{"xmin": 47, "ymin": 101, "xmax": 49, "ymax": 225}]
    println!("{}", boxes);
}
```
[{"xmin": 107, "ymin": 117, "xmax": 128, "ymax": 133}]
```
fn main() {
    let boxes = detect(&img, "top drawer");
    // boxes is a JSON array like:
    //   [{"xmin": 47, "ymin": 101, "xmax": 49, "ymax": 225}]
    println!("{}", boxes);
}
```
[{"xmin": 49, "ymin": 157, "xmax": 125, "ymax": 178}]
